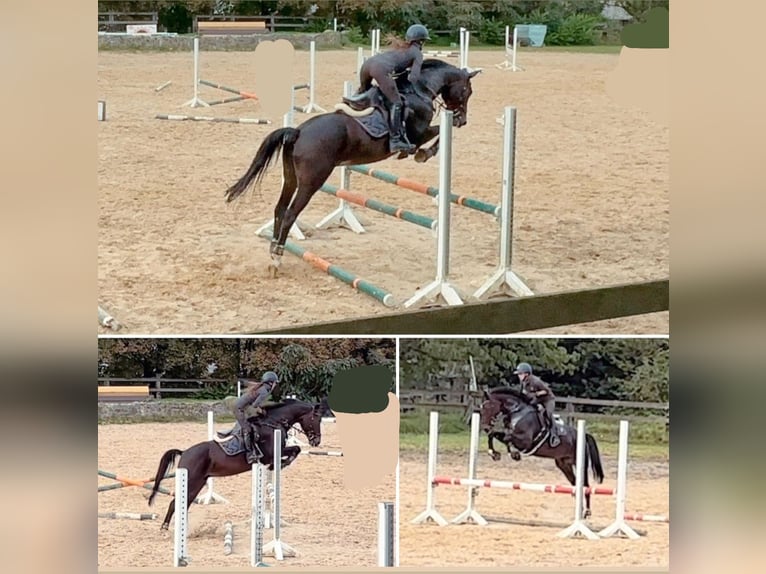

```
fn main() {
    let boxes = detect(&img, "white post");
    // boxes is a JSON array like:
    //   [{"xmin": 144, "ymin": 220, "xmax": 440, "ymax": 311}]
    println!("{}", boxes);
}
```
[
  {"xmin": 411, "ymin": 411, "xmax": 449, "ymax": 525},
  {"xmin": 404, "ymin": 110, "xmax": 464, "ymax": 308},
  {"xmin": 333, "ymin": 18, "xmax": 337, "ymax": 32},
  {"xmin": 316, "ymin": 80, "xmax": 366, "ymax": 234},
  {"xmin": 474, "ymin": 106, "xmax": 534, "ymax": 300},
  {"xmin": 452, "ymin": 412, "xmax": 488, "ymax": 525},
  {"xmin": 598, "ymin": 421, "xmax": 641, "ymax": 539},
  {"xmin": 557, "ymin": 420, "xmax": 599, "ymax": 539},
  {"xmin": 357, "ymin": 46, "xmax": 365, "ymax": 74},
  {"xmin": 183, "ymin": 37, "xmax": 209, "ymax": 107},
  {"xmin": 299, "ymin": 41, "xmax": 326, "ymax": 113},
  {"xmin": 255, "ymin": 114, "xmax": 309, "ymax": 241},
  {"xmin": 496, "ymin": 26, "xmax": 523, "ymax": 71},
  {"xmin": 372, "ymin": 28, "xmax": 380, "ymax": 55},
  {"xmin": 468, "ymin": 355, "xmax": 477, "ymax": 392},
  {"xmin": 263, "ymin": 429, "xmax": 297, "ymax": 559},
  {"xmin": 251, "ymin": 463, "xmax": 268, "ymax": 567},
  {"xmin": 173, "ymin": 469, "xmax": 189, "ymax": 567},
  {"xmin": 459, "ymin": 28, "xmax": 470, "ymax": 69},
  {"xmin": 97, "ymin": 101, "xmax": 106, "ymax": 121},
  {"xmin": 202, "ymin": 411, "xmax": 228, "ymax": 504},
  {"xmin": 377, "ymin": 501, "xmax": 396, "ymax": 566}
]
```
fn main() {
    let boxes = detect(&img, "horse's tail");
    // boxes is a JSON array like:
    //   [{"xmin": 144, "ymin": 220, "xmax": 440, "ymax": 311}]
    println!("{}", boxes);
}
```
[
  {"xmin": 147, "ymin": 448, "xmax": 183, "ymax": 507},
  {"xmin": 585, "ymin": 433, "xmax": 605, "ymax": 484},
  {"xmin": 224, "ymin": 127, "xmax": 300, "ymax": 203}
]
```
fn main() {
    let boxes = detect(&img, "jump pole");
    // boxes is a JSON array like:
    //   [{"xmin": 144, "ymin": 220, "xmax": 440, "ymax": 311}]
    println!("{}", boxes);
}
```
[
  {"xmin": 598, "ymin": 421, "xmax": 644, "ymax": 538},
  {"xmin": 557, "ymin": 420, "xmax": 599, "ymax": 539},
  {"xmin": 273, "ymin": 238, "xmax": 397, "ymax": 307},
  {"xmin": 451, "ymin": 412, "xmax": 488, "ymax": 525},
  {"xmin": 156, "ymin": 114, "xmax": 270, "ymax": 125},
  {"xmin": 201, "ymin": 411, "xmax": 229, "ymax": 505},
  {"xmin": 173, "ymin": 468, "xmax": 190, "ymax": 567},
  {"xmin": 474, "ymin": 106, "xmax": 534, "ymax": 300},
  {"xmin": 411, "ymin": 411, "xmax": 449, "ymax": 526},
  {"xmin": 377, "ymin": 501, "xmax": 396, "ymax": 567},
  {"xmin": 263, "ymin": 429, "xmax": 297, "ymax": 560},
  {"xmin": 315, "ymin": 81, "xmax": 365, "ymax": 234},
  {"xmin": 496, "ymin": 25, "xmax": 522, "ymax": 71},
  {"xmin": 183, "ymin": 38, "xmax": 209, "ymax": 108},
  {"xmin": 250, "ymin": 463, "xmax": 269, "ymax": 567},
  {"xmin": 98, "ymin": 512, "xmax": 157, "ymax": 520},
  {"xmin": 223, "ymin": 521, "xmax": 234, "ymax": 555},
  {"xmin": 403, "ymin": 110, "xmax": 464, "ymax": 308},
  {"xmin": 98, "ymin": 305, "xmax": 121, "ymax": 330},
  {"xmin": 298, "ymin": 41, "xmax": 326, "ymax": 114}
]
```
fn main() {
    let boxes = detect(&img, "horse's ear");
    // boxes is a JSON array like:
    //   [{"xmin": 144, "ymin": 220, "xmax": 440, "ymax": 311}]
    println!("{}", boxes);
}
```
[
  {"xmin": 482, "ymin": 389, "xmax": 490, "ymax": 400},
  {"xmin": 467, "ymin": 69, "xmax": 481, "ymax": 79}
]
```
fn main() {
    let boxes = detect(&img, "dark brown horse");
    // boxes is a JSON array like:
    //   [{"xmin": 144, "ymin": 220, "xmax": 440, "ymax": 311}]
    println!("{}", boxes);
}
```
[
  {"xmin": 478, "ymin": 388, "xmax": 605, "ymax": 518},
  {"xmin": 148, "ymin": 398, "xmax": 325, "ymax": 529},
  {"xmin": 224, "ymin": 59, "xmax": 480, "ymax": 276}
]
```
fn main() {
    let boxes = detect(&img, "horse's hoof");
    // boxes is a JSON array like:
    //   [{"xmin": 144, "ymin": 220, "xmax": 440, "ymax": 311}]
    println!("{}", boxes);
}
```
[
  {"xmin": 414, "ymin": 150, "xmax": 428, "ymax": 163},
  {"xmin": 488, "ymin": 450, "xmax": 501, "ymax": 461},
  {"xmin": 510, "ymin": 452, "xmax": 521, "ymax": 461},
  {"xmin": 268, "ymin": 263, "xmax": 280, "ymax": 278}
]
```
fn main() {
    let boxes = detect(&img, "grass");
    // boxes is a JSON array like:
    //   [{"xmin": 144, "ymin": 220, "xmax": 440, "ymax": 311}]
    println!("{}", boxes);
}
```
[{"xmin": 399, "ymin": 410, "xmax": 669, "ymax": 461}]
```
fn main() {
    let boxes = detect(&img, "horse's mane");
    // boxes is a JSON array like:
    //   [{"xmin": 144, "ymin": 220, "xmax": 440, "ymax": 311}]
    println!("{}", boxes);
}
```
[{"xmin": 487, "ymin": 386, "xmax": 532, "ymax": 404}]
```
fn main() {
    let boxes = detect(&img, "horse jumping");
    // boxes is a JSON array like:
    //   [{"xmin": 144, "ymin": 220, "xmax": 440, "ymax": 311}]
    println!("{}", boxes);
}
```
[
  {"xmin": 223, "ymin": 59, "xmax": 480, "ymax": 276},
  {"xmin": 148, "ymin": 398, "xmax": 325, "ymax": 530},
  {"xmin": 478, "ymin": 388, "xmax": 605, "ymax": 518}
]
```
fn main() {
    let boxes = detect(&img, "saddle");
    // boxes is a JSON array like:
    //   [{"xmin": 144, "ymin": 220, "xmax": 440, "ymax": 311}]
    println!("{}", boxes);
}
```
[{"xmin": 342, "ymin": 87, "xmax": 387, "ymax": 113}]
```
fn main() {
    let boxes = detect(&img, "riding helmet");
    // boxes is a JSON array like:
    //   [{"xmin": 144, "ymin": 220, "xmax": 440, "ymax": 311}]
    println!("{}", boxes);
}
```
[
  {"xmin": 261, "ymin": 371, "xmax": 279, "ymax": 385},
  {"xmin": 405, "ymin": 24, "xmax": 430, "ymax": 42},
  {"xmin": 513, "ymin": 362, "xmax": 533, "ymax": 375}
]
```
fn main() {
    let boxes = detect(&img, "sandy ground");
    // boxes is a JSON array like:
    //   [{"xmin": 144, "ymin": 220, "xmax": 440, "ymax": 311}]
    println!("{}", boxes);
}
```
[
  {"xmin": 97, "ymin": 420, "xmax": 394, "ymax": 569},
  {"xmin": 98, "ymin": 47, "xmax": 669, "ymax": 334},
  {"xmin": 399, "ymin": 446, "xmax": 669, "ymax": 568}
]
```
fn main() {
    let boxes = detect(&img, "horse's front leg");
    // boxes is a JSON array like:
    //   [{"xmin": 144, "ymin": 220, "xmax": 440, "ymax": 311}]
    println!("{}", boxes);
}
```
[
  {"xmin": 413, "ymin": 126, "xmax": 441, "ymax": 163},
  {"xmin": 487, "ymin": 432, "xmax": 502, "ymax": 461},
  {"xmin": 503, "ymin": 433, "xmax": 522, "ymax": 461},
  {"xmin": 281, "ymin": 446, "xmax": 300, "ymax": 468}
]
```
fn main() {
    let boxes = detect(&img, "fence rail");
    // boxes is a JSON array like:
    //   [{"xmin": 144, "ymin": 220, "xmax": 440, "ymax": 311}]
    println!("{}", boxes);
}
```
[
  {"xmin": 193, "ymin": 14, "xmax": 328, "ymax": 33},
  {"xmin": 97, "ymin": 377, "xmax": 231, "ymax": 399},
  {"xmin": 98, "ymin": 12, "xmax": 159, "ymax": 32}
]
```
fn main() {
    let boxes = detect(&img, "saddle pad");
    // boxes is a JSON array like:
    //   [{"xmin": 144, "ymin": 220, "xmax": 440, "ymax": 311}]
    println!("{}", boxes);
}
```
[{"xmin": 337, "ymin": 108, "xmax": 389, "ymax": 139}]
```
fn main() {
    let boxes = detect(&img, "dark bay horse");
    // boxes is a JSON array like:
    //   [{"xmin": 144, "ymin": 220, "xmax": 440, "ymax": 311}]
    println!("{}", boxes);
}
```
[
  {"xmin": 224, "ymin": 59, "xmax": 480, "ymax": 276},
  {"xmin": 148, "ymin": 398, "xmax": 325, "ymax": 530},
  {"xmin": 477, "ymin": 388, "xmax": 605, "ymax": 518}
]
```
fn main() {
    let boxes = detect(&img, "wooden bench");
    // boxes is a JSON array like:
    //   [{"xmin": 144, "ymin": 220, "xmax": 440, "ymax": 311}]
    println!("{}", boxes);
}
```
[
  {"xmin": 197, "ymin": 20, "xmax": 268, "ymax": 35},
  {"xmin": 98, "ymin": 385, "xmax": 151, "ymax": 402}
]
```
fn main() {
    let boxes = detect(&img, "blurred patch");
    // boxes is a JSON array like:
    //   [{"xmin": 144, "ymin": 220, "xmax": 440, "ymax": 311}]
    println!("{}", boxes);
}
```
[
  {"xmin": 606, "ymin": 46, "xmax": 668, "ymax": 126},
  {"xmin": 253, "ymin": 39, "xmax": 295, "ymax": 119},
  {"xmin": 328, "ymin": 365, "xmax": 392, "ymax": 413},
  {"xmin": 622, "ymin": 7, "xmax": 669, "ymax": 48}
]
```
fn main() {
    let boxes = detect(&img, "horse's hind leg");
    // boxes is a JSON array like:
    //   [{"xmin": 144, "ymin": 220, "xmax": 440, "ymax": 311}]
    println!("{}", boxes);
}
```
[
  {"xmin": 269, "ymin": 156, "xmax": 299, "ymax": 276},
  {"xmin": 161, "ymin": 498, "xmax": 175, "ymax": 530},
  {"xmin": 272, "ymin": 159, "xmax": 335, "ymax": 274}
]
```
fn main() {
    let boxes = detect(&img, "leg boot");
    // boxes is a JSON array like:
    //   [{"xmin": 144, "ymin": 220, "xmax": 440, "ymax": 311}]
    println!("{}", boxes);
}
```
[{"xmin": 388, "ymin": 104, "xmax": 416, "ymax": 154}]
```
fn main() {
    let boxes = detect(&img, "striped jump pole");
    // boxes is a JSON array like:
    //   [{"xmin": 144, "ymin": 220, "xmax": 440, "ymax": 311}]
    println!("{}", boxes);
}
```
[
  {"xmin": 272, "ymin": 238, "xmax": 396, "ymax": 307},
  {"xmin": 474, "ymin": 106, "xmax": 534, "ymax": 300},
  {"xmin": 558, "ymin": 420, "xmax": 599, "ymax": 539},
  {"xmin": 223, "ymin": 521, "xmax": 234, "ymax": 555},
  {"xmin": 377, "ymin": 501, "xmax": 396, "ymax": 567},
  {"xmin": 155, "ymin": 114, "xmax": 270, "ymax": 125},
  {"xmin": 624, "ymin": 512, "xmax": 669, "ymax": 523},
  {"xmin": 251, "ymin": 463, "xmax": 269, "ymax": 567},
  {"xmin": 98, "ymin": 512, "xmax": 157, "ymax": 521},
  {"xmin": 319, "ymin": 183, "xmax": 436, "ymax": 232},
  {"xmin": 433, "ymin": 476, "xmax": 615, "ymax": 496},
  {"xmin": 199, "ymin": 79, "xmax": 259, "ymax": 101},
  {"xmin": 411, "ymin": 411, "xmax": 449, "ymax": 526},
  {"xmin": 305, "ymin": 450, "xmax": 343, "ymax": 457},
  {"xmin": 403, "ymin": 110, "xmax": 463, "ymax": 308},
  {"xmin": 347, "ymin": 165, "xmax": 499, "ymax": 217},
  {"xmin": 173, "ymin": 468, "xmax": 190, "ymax": 567},
  {"xmin": 201, "ymin": 411, "xmax": 229, "ymax": 505},
  {"xmin": 263, "ymin": 429, "xmax": 297, "ymax": 560},
  {"xmin": 207, "ymin": 95, "xmax": 247, "ymax": 106}
]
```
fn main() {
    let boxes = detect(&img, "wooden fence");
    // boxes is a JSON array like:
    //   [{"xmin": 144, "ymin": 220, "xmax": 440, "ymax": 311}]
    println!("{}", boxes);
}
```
[
  {"xmin": 193, "ymin": 14, "xmax": 328, "ymax": 34},
  {"xmin": 399, "ymin": 389, "xmax": 668, "ymax": 425},
  {"xmin": 98, "ymin": 12, "xmax": 159, "ymax": 33},
  {"xmin": 97, "ymin": 377, "xmax": 231, "ymax": 399}
]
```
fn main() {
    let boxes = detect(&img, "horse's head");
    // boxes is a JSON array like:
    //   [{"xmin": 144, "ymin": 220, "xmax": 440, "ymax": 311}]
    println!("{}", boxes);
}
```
[
  {"xmin": 295, "ymin": 400, "xmax": 324, "ymax": 447},
  {"xmin": 478, "ymin": 398, "xmax": 505, "ymax": 433},
  {"xmin": 440, "ymin": 67, "xmax": 480, "ymax": 127}
]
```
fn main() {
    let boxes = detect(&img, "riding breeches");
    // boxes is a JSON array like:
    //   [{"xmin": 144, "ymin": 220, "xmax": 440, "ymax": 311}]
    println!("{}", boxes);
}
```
[{"xmin": 359, "ymin": 61, "xmax": 402, "ymax": 107}]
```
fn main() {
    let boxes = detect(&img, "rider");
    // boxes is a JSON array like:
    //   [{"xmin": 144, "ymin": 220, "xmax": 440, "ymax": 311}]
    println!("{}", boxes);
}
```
[
  {"xmin": 355, "ymin": 24, "xmax": 431, "ymax": 154},
  {"xmin": 514, "ymin": 362, "xmax": 560, "ymax": 447},
  {"xmin": 234, "ymin": 371, "xmax": 279, "ymax": 464}
]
